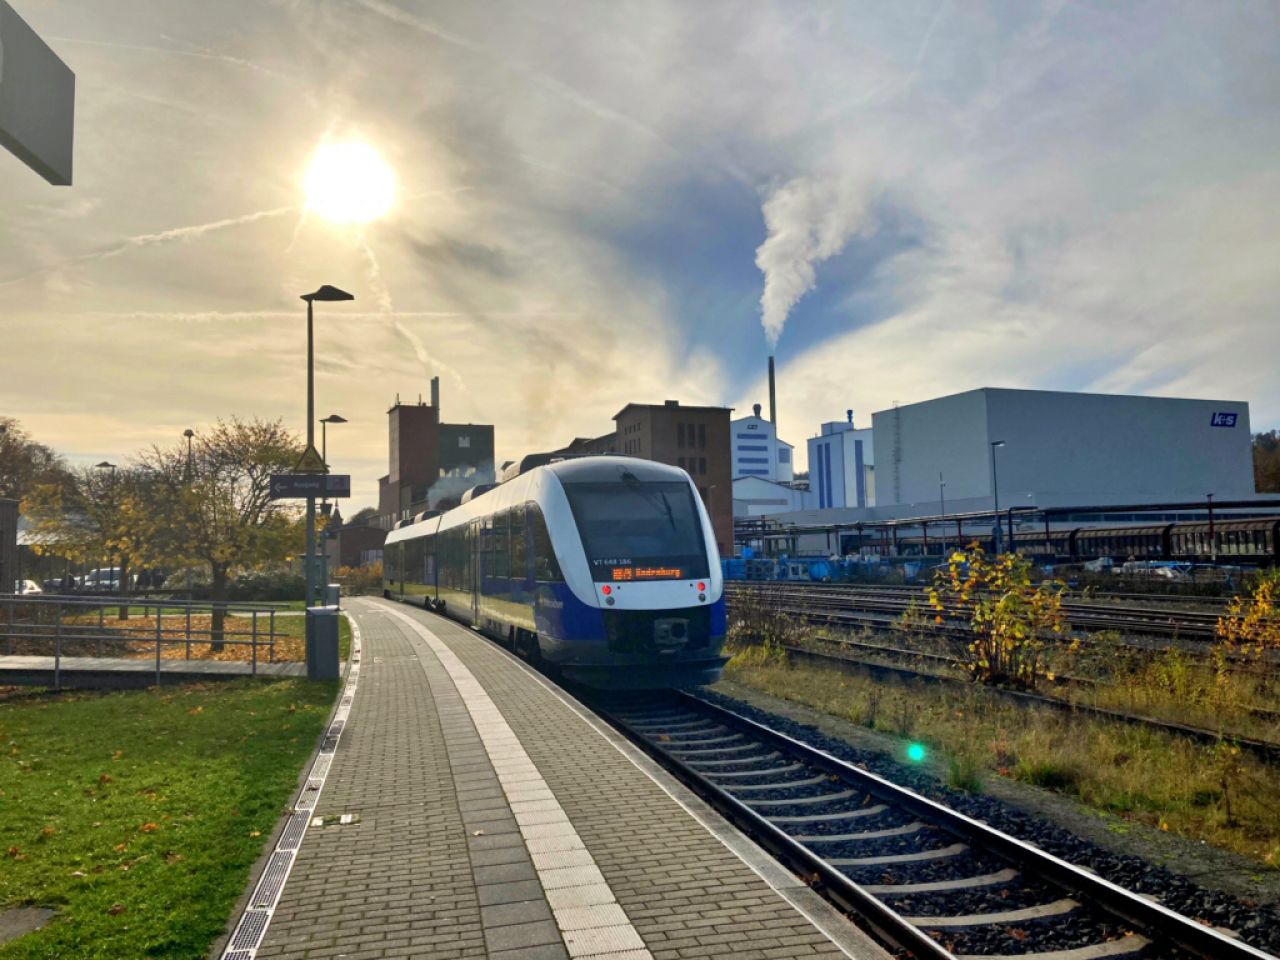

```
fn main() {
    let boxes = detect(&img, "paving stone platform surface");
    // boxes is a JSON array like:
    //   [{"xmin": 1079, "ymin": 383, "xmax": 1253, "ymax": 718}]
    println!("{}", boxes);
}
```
[{"xmin": 244, "ymin": 598, "xmax": 888, "ymax": 960}]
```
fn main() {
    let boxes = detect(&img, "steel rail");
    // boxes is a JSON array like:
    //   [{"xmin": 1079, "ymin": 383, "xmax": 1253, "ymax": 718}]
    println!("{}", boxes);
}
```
[
  {"xmin": 648, "ymin": 692, "xmax": 1275, "ymax": 960},
  {"xmin": 592, "ymin": 702, "xmax": 957, "ymax": 960}
]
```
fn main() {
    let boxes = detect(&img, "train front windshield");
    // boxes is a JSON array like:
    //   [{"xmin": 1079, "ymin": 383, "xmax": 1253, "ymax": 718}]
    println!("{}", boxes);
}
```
[{"xmin": 563, "ymin": 480, "xmax": 710, "ymax": 583}]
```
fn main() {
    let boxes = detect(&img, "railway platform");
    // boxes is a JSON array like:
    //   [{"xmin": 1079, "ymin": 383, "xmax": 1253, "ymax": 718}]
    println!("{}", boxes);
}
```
[{"xmin": 220, "ymin": 597, "xmax": 888, "ymax": 960}]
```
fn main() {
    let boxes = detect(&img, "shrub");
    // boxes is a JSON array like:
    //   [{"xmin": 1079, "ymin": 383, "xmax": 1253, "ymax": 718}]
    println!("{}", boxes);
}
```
[
  {"xmin": 1218, "ymin": 567, "xmax": 1280, "ymax": 657},
  {"xmin": 929, "ymin": 545, "xmax": 1067, "ymax": 690},
  {"xmin": 335, "ymin": 562, "xmax": 383, "ymax": 596},
  {"xmin": 226, "ymin": 569, "xmax": 305, "ymax": 601}
]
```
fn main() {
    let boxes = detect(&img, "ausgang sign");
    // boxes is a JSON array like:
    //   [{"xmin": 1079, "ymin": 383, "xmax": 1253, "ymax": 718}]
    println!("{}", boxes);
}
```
[
  {"xmin": 269, "ymin": 474, "xmax": 352, "ymax": 500},
  {"xmin": 0, "ymin": 0, "xmax": 74, "ymax": 185}
]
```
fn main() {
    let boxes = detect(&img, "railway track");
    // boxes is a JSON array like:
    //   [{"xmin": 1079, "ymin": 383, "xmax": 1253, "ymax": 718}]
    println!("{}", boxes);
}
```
[
  {"xmin": 599, "ymin": 691, "xmax": 1275, "ymax": 960},
  {"xmin": 727, "ymin": 582, "xmax": 1226, "ymax": 640}
]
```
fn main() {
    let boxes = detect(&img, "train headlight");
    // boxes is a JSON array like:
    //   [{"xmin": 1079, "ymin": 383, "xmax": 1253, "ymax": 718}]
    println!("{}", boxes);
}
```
[
  {"xmin": 606, "ymin": 596, "xmax": 615, "ymax": 606},
  {"xmin": 698, "ymin": 593, "xmax": 706, "ymax": 602}
]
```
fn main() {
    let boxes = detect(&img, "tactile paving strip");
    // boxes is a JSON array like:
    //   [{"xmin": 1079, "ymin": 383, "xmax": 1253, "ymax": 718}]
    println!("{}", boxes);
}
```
[{"xmin": 218, "ymin": 616, "xmax": 363, "ymax": 960}]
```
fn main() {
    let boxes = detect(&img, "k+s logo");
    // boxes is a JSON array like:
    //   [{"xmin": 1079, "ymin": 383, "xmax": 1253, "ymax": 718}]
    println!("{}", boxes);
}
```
[{"xmin": 1210, "ymin": 412, "xmax": 1238, "ymax": 428}]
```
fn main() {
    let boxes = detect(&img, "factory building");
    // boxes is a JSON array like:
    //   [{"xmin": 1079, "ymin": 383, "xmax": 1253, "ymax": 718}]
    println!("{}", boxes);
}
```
[
  {"xmin": 730, "ymin": 405, "xmax": 793, "ymax": 482},
  {"xmin": 807, "ymin": 412, "xmax": 875, "ymax": 509},
  {"xmin": 873, "ymin": 388, "xmax": 1256, "ymax": 513},
  {"xmin": 731, "ymin": 476, "xmax": 813, "ymax": 517},
  {"xmin": 376, "ymin": 377, "xmax": 496, "ymax": 528}
]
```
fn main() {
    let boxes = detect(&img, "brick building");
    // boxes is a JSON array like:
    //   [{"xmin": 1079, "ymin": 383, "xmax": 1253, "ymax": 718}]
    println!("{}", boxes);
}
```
[
  {"xmin": 375, "ymin": 378, "xmax": 495, "ymax": 528},
  {"xmin": 547, "ymin": 401, "xmax": 733, "ymax": 555}
]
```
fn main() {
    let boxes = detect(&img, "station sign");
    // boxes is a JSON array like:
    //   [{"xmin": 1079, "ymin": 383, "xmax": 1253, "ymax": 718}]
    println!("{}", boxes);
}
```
[
  {"xmin": 269, "ymin": 474, "xmax": 351, "ymax": 499},
  {"xmin": 0, "ymin": 1, "xmax": 75, "ymax": 184}
]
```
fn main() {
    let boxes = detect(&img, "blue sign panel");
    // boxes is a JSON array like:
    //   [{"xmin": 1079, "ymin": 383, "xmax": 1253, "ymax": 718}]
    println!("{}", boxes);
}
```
[{"xmin": 1210, "ymin": 412, "xmax": 1238, "ymax": 428}]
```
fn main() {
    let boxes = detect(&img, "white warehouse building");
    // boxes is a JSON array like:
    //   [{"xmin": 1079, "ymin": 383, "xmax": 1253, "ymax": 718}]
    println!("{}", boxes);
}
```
[{"xmin": 873, "ymin": 387, "xmax": 1256, "ymax": 513}]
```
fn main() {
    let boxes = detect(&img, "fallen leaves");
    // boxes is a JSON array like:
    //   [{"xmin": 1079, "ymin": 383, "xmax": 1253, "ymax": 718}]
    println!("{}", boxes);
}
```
[
  {"xmin": 98, "ymin": 773, "xmax": 113, "ymax": 786},
  {"xmin": 7, "ymin": 846, "xmax": 25, "ymax": 860},
  {"xmin": 107, "ymin": 903, "xmax": 126, "ymax": 916},
  {"xmin": 140, "ymin": 822, "xmax": 160, "ymax": 834}
]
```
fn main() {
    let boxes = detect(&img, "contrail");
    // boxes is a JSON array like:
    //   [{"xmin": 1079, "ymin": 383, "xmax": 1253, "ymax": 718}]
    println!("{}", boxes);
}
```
[
  {"xmin": 0, "ymin": 206, "xmax": 298, "ymax": 288},
  {"xmin": 48, "ymin": 35, "xmax": 291, "ymax": 80}
]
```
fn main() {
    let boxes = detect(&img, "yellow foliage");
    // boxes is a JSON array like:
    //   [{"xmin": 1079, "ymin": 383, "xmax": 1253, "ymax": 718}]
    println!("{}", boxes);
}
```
[
  {"xmin": 929, "ymin": 544, "xmax": 1066, "ymax": 690},
  {"xmin": 1218, "ymin": 568, "xmax": 1280, "ymax": 658}
]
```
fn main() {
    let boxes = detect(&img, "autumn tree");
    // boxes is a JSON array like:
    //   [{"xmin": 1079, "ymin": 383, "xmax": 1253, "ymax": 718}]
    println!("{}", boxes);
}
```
[
  {"xmin": 1254, "ymin": 431, "xmax": 1280, "ymax": 493},
  {"xmin": 142, "ymin": 418, "xmax": 304, "ymax": 647},
  {"xmin": 0, "ymin": 417, "xmax": 72, "ymax": 501},
  {"xmin": 24, "ymin": 464, "xmax": 159, "ymax": 618},
  {"xmin": 928, "ymin": 545, "xmax": 1067, "ymax": 690}
]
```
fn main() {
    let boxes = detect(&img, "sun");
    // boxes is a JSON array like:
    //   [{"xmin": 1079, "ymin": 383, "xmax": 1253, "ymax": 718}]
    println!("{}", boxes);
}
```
[{"xmin": 304, "ymin": 142, "xmax": 396, "ymax": 224}]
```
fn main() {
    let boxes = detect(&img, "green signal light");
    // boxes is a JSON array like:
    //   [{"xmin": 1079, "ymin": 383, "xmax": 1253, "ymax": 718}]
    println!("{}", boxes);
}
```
[{"xmin": 906, "ymin": 743, "xmax": 927, "ymax": 763}]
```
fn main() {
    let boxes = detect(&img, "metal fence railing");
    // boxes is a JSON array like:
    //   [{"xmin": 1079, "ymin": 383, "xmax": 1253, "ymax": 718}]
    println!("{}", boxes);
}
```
[{"xmin": 0, "ymin": 594, "xmax": 290, "ymax": 689}]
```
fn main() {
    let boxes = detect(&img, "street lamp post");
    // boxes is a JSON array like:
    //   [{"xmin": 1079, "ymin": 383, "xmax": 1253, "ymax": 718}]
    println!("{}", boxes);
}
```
[
  {"xmin": 1206, "ymin": 493, "xmax": 1216, "ymax": 565},
  {"xmin": 319, "ymin": 413, "xmax": 347, "ymax": 514},
  {"xmin": 183, "ymin": 429, "xmax": 195, "ymax": 602},
  {"xmin": 938, "ymin": 472, "xmax": 946, "ymax": 557},
  {"xmin": 94, "ymin": 461, "xmax": 120, "ymax": 598},
  {"xmin": 989, "ymin": 441, "xmax": 1006, "ymax": 553},
  {"xmin": 300, "ymin": 287, "xmax": 354, "ymax": 609}
]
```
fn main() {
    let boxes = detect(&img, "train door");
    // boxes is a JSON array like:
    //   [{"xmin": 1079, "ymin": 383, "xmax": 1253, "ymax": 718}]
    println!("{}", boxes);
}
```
[{"xmin": 471, "ymin": 518, "xmax": 482, "ymax": 623}]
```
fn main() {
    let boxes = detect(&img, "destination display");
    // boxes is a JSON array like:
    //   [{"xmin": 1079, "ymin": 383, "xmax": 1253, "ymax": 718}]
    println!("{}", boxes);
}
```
[{"xmin": 609, "ymin": 566, "xmax": 685, "ymax": 582}]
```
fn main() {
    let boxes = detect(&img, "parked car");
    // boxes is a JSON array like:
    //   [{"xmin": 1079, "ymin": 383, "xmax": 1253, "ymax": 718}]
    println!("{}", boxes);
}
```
[{"xmin": 13, "ymin": 579, "xmax": 43, "ymax": 595}]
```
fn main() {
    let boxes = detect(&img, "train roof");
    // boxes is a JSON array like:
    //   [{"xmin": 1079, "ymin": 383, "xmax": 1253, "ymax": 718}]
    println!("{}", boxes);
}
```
[
  {"xmin": 384, "ymin": 456, "xmax": 691, "ymax": 545},
  {"xmin": 539, "ymin": 455, "xmax": 687, "ymax": 484}
]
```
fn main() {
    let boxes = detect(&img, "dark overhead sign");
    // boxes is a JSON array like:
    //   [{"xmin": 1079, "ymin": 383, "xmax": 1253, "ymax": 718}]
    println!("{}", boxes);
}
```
[
  {"xmin": 269, "ymin": 474, "xmax": 351, "ymax": 499},
  {"xmin": 0, "ymin": 1, "xmax": 75, "ymax": 184}
]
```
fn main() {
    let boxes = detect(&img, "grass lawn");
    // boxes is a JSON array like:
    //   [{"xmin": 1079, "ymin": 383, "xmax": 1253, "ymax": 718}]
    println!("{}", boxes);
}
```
[{"xmin": 0, "ymin": 678, "xmax": 336, "ymax": 958}]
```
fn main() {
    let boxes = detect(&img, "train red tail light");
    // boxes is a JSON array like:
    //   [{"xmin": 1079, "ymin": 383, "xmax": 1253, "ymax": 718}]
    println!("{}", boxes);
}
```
[
  {"xmin": 601, "ymin": 585, "xmax": 612, "ymax": 595},
  {"xmin": 697, "ymin": 581, "xmax": 706, "ymax": 592}
]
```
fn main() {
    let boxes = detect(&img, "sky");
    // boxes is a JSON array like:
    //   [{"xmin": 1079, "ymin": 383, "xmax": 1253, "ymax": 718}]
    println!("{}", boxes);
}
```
[{"xmin": 2, "ymin": 0, "xmax": 1278, "ymax": 512}]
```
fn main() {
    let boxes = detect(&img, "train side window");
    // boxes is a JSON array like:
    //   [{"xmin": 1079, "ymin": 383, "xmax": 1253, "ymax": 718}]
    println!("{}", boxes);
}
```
[
  {"xmin": 510, "ymin": 504, "xmax": 528, "ymax": 580},
  {"xmin": 529, "ymin": 504, "xmax": 563, "ymax": 582}
]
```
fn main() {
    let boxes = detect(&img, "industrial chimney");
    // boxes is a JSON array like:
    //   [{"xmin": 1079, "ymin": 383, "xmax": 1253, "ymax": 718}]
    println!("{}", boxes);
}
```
[
  {"xmin": 767, "ymin": 356, "xmax": 777, "ymax": 424},
  {"xmin": 430, "ymin": 376, "xmax": 440, "ymax": 413}
]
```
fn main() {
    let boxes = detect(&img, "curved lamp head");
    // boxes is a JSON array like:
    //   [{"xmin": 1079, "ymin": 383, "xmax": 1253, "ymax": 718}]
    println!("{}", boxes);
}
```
[
  {"xmin": 321, "ymin": 414, "xmax": 348, "ymax": 424},
  {"xmin": 301, "ymin": 285, "xmax": 354, "ymax": 303},
  {"xmin": 183, "ymin": 428, "xmax": 195, "ymax": 439},
  {"xmin": 95, "ymin": 461, "xmax": 116, "ymax": 469}
]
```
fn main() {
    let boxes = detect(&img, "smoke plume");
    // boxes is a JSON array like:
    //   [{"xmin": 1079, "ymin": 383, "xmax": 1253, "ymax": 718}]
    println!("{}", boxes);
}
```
[{"xmin": 754, "ymin": 177, "xmax": 874, "ymax": 346}]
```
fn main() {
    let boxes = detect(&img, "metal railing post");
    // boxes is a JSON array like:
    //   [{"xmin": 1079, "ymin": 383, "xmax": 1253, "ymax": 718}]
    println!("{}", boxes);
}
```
[
  {"xmin": 251, "ymin": 610, "xmax": 258, "ymax": 676},
  {"xmin": 155, "ymin": 606, "xmax": 163, "ymax": 686},
  {"xmin": 269, "ymin": 609, "xmax": 276, "ymax": 662},
  {"xmin": 54, "ymin": 601, "xmax": 62, "ymax": 692},
  {"xmin": 97, "ymin": 602, "xmax": 104, "ymax": 656},
  {"xmin": 5, "ymin": 596, "xmax": 12, "ymax": 655},
  {"xmin": 185, "ymin": 600, "xmax": 192, "ymax": 657}
]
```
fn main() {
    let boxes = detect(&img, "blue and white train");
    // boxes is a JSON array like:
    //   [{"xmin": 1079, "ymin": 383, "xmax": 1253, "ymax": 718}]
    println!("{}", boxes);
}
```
[{"xmin": 382, "ymin": 457, "xmax": 728, "ymax": 688}]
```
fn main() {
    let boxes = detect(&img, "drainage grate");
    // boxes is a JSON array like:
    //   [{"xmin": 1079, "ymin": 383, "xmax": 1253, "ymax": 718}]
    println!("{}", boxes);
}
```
[
  {"xmin": 251, "ymin": 851, "xmax": 294, "ymax": 908},
  {"xmin": 230, "ymin": 909, "xmax": 271, "ymax": 949},
  {"xmin": 311, "ymin": 755, "xmax": 332, "ymax": 778},
  {"xmin": 277, "ymin": 812, "xmax": 309, "ymax": 851}
]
